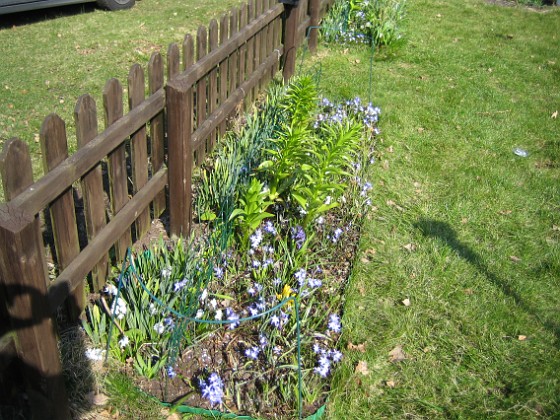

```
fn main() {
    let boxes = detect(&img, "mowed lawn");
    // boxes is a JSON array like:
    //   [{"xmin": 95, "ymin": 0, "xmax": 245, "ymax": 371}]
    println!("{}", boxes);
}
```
[
  {"xmin": 301, "ymin": 0, "xmax": 560, "ymax": 418},
  {"xmin": 0, "ymin": 0, "xmax": 241, "ymax": 190}
]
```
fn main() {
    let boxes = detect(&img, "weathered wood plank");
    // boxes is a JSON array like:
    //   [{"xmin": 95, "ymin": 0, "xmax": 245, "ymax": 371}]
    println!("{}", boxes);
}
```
[
  {"xmin": 208, "ymin": 19, "xmax": 219, "ymax": 151},
  {"xmin": 128, "ymin": 64, "xmax": 151, "ymax": 240},
  {"xmin": 167, "ymin": 42, "xmax": 181, "ymax": 80},
  {"xmin": 191, "ymin": 44, "xmax": 283, "ymax": 152},
  {"xmin": 196, "ymin": 25, "xmax": 208, "ymax": 164},
  {"xmin": 75, "ymin": 95, "xmax": 108, "ymax": 293},
  {"xmin": 2, "ymin": 88, "xmax": 165, "ymax": 223},
  {"xmin": 40, "ymin": 114, "xmax": 84, "ymax": 322},
  {"xmin": 218, "ymin": 13, "xmax": 230, "ymax": 138},
  {"xmin": 170, "ymin": 4, "xmax": 282, "ymax": 92},
  {"xmin": 229, "ymin": 8, "xmax": 239, "ymax": 99},
  {"xmin": 103, "ymin": 78, "xmax": 132, "ymax": 261},
  {"xmin": 183, "ymin": 33, "xmax": 195, "ymax": 69},
  {"xmin": 253, "ymin": 0, "xmax": 262, "ymax": 98},
  {"xmin": 0, "ymin": 139, "xmax": 70, "ymax": 420},
  {"xmin": 245, "ymin": 1, "xmax": 255, "ymax": 106},
  {"xmin": 48, "ymin": 167, "xmax": 168, "ymax": 311},
  {"xmin": 148, "ymin": 52, "xmax": 166, "ymax": 218}
]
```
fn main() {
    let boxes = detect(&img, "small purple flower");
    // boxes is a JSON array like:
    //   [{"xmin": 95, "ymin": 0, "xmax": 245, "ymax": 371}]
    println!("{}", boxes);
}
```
[
  {"xmin": 226, "ymin": 308, "xmax": 239, "ymax": 329},
  {"xmin": 167, "ymin": 366, "xmax": 177, "ymax": 378},
  {"xmin": 291, "ymin": 225, "xmax": 306, "ymax": 249},
  {"xmin": 328, "ymin": 313, "xmax": 342, "ymax": 333},
  {"xmin": 331, "ymin": 228, "xmax": 344, "ymax": 243},
  {"xmin": 199, "ymin": 373, "xmax": 224, "ymax": 406},
  {"xmin": 294, "ymin": 268, "xmax": 307, "ymax": 287},
  {"xmin": 173, "ymin": 278, "xmax": 188, "ymax": 292},
  {"xmin": 250, "ymin": 229, "xmax": 263, "ymax": 249},
  {"xmin": 330, "ymin": 349, "xmax": 343, "ymax": 363},
  {"xmin": 245, "ymin": 346, "xmax": 260, "ymax": 360},
  {"xmin": 214, "ymin": 266, "xmax": 224, "ymax": 279},
  {"xmin": 308, "ymin": 277, "xmax": 322, "ymax": 288},
  {"xmin": 314, "ymin": 355, "xmax": 331, "ymax": 377},
  {"xmin": 259, "ymin": 333, "xmax": 268, "ymax": 349},
  {"xmin": 263, "ymin": 221, "xmax": 277, "ymax": 235},
  {"xmin": 270, "ymin": 314, "xmax": 281, "ymax": 328}
]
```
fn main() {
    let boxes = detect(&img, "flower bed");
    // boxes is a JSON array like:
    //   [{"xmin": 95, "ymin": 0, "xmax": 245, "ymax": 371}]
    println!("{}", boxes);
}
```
[{"xmin": 82, "ymin": 76, "xmax": 380, "ymax": 419}]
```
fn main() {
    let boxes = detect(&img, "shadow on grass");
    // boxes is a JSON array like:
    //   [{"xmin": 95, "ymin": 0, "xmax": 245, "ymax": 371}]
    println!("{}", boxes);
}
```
[
  {"xmin": 415, "ymin": 218, "xmax": 560, "ymax": 347},
  {"xmin": 0, "ymin": 3, "xmax": 96, "ymax": 30}
]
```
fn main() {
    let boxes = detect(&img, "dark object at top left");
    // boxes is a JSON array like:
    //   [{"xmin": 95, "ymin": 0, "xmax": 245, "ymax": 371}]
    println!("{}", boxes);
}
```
[{"xmin": 0, "ymin": 0, "xmax": 135, "ymax": 15}]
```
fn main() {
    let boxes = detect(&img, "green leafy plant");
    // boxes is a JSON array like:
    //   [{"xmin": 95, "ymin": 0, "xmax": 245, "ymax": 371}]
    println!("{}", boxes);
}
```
[{"xmin": 230, "ymin": 177, "xmax": 274, "ymax": 247}]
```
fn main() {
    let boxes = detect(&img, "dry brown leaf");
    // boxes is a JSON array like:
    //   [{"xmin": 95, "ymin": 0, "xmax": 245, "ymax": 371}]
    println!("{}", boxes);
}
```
[
  {"xmin": 436, "ymin": 13, "xmax": 442, "ymax": 18},
  {"xmin": 382, "ymin": 160, "xmax": 390, "ymax": 170},
  {"xmin": 464, "ymin": 288, "xmax": 474, "ymax": 295},
  {"xmin": 387, "ymin": 200, "xmax": 396, "ymax": 207},
  {"xmin": 355, "ymin": 360, "xmax": 370, "ymax": 375},
  {"xmin": 87, "ymin": 392, "xmax": 110, "ymax": 406},
  {"xmin": 461, "ymin": 218, "xmax": 468, "ymax": 224},
  {"xmin": 166, "ymin": 414, "xmax": 182, "ymax": 420},
  {"xmin": 552, "ymin": 110, "xmax": 558, "ymax": 119},
  {"xmin": 402, "ymin": 298, "xmax": 411, "ymax": 307},
  {"xmin": 403, "ymin": 243, "xmax": 416, "ymax": 252},
  {"xmin": 518, "ymin": 335, "xmax": 527, "ymax": 341},
  {"xmin": 348, "ymin": 342, "xmax": 367, "ymax": 353},
  {"xmin": 388, "ymin": 345, "xmax": 407, "ymax": 363},
  {"xmin": 553, "ymin": 225, "xmax": 560, "ymax": 231},
  {"xmin": 385, "ymin": 379, "xmax": 396, "ymax": 388},
  {"xmin": 358, "ymin": 285, "xmax": 366, "ymax": 296},
  {"xmin": 417, "ymin": 127, "xmax": 425, "ymax": 133},
  {"xmin": 498, "ymin": 210, "xmax": 512, "ymax": 215},
  {"xmin": 510, "ymin": 255, "xmax": 521, "ymax": 263},
  {"xmin": 387, "ymin": 146, "xmax": 394, "ymax": 153}
]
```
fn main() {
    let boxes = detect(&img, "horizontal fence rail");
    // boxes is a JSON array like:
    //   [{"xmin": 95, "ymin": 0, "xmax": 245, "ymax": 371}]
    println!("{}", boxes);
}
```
[{"xmin": 0, "ymin": 0, "xmax": 335, "ymax": 418}]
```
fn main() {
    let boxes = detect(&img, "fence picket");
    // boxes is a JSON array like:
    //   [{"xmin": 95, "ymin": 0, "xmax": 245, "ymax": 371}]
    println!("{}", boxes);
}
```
[
  {"xmin": 196, "ymin": 25, "xmax": 208, "ymax": 164},
  {"xmin": 103, "ymin": 78, "xmax": 131, "ymax": 261},
  {"xmin": 148, "ymin": 52, "xmax": 166, "ymax": 218},
  {"xmin": 209, "ymin": 19, "xmax": 219, "ymax": 151},
  {"xmin": 219, "ymin": 13, "xmax": 230, "ymax": 138},
  {"xmin": 0, "ymin": 139, "xmax": 71, "ymax": 419},
  {"xmin": 167, "ymin": 42, "xmax": 181, "ymax": 80},
  {"xmin": 128, "ymin": 64, "xmax": 151, "ymax": 240},
  {"xmin": 246, "ymin": 1, "xmax": 255, "ymax": 106},
  {"xmin": 75, "ymin": 95, "xmax": 108, "ymax": 294},
  {"xmin": 230, "ymin": 8, "xmax": 240, "ymax": 98},
  {"xmin": 40, "ymin": 114, "xmax": 84, "ymax": 320}
]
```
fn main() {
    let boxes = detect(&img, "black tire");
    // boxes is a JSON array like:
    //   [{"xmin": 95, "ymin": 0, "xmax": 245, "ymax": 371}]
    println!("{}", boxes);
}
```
[{"xmin": 96, "ymin": 0, "xmax": 135, "ymax": 11}]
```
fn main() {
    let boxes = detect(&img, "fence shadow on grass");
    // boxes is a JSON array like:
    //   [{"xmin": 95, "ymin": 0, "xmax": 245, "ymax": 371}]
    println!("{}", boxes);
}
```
[{"xmin": 414, "ymin": 218, "xmax": 560, "ymax": 347}]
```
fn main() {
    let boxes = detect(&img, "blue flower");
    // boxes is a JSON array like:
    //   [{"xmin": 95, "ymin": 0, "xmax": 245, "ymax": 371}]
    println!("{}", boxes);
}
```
[
  {"xmin": 328, "ymin": 313, "xmax": 342, "ymax": 333},
  {"xmin": 173, "ymin": 278, "xmax": 188, "ymax": 292},
  {"xmin": 167, "ymin": 366, "xmax": 177, "ymax": 378},
  {"xmin": 263, "ymin": 221, "xmax": 277, "ymax": 235},
  {"xmin": 214, "ymin": 266, "xmax": 224, "ymax": 279},
  {"xmin": 291, "ymin": 225, "xmax": 306, "ymax": 249},
  {"xmin": 199, "ymin": 373, "xmax": 224, "ymax": 406},
  {"xmin": 226, "ymin": 308, "xmax": 239, "ymax": 329},
  {"xmin": 245, "ymin": 346, "xmax": 260, "ymax": 360},
  {"xmin": 294, "ymin": 268, "xmax": 307, "ymax": 287},
  {"xmin": 250, "ymin": 229, "xmax": 263, "ymax": 249}
]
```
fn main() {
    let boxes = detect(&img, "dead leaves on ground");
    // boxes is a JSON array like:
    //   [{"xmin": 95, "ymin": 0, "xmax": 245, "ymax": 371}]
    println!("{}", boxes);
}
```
[
  {"xmin": 388, "ymin": 345, "xmax": 407, "ymax": 363},
  {"xmin": 355, "ymin": 360, "xmax": 370, "ymax": 376},
  {"xmin": 347, "ymin": 341, "xmax": 367, "ymax": 353}
]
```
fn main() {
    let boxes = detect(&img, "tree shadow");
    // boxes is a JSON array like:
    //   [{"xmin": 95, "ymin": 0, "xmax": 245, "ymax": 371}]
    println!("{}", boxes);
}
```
[{"xmin": 414, "ymin": 218, "xmax": 560, "ymax": 347}]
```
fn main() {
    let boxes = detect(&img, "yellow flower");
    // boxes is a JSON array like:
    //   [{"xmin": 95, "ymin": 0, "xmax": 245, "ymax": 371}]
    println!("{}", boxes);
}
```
[{"xmin": 277, "ymin": 284, "xmax": 296, "ymax": 306}]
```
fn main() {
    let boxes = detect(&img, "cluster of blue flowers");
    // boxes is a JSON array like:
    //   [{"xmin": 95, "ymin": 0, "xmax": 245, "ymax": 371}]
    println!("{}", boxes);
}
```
[
  {"xmin": 199, "ymin": 372, "xmax": 225, "ymax": 406},
  {"xmin": 316, "ymin": 97, "xmax": 381, "ymax": 135}
]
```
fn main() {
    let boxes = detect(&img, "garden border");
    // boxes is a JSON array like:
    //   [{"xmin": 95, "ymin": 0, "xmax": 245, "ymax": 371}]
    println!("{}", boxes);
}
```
[{"xmin": 0, "ymin": 0, "xmax": 336, "ymax": 417}]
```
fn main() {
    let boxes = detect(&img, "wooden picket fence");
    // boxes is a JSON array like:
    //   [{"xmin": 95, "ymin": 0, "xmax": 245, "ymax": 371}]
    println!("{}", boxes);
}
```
[{"xmin": 0, "ymin": 0, "xmax": 335, "ymax": 418}]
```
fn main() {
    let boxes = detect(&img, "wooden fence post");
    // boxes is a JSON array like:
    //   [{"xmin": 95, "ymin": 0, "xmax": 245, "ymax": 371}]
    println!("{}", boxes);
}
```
[
  {"xmin": 166, "ymin": 78, "xmax": 193, "ymax": 239},
  {"xmin": 282, "ymin": 2, "xmax": 299, "ymax": 81},
  {"xmin": 308, "ymin": 0, "xmax": 320, "ymax": 53},
  {"xmin": 0, "ymin": 139, "xmax": 70, "ymax": 420}
]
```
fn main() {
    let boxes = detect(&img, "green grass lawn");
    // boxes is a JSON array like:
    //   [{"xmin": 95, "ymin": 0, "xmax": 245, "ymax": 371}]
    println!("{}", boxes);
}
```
[
  {"xmin": 303, "ymin": 0, "xmax": 560, "ymax": 418},
  {"xmin": 0, "ymin": 0, "xmax": 242, "ymax": 188}
]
